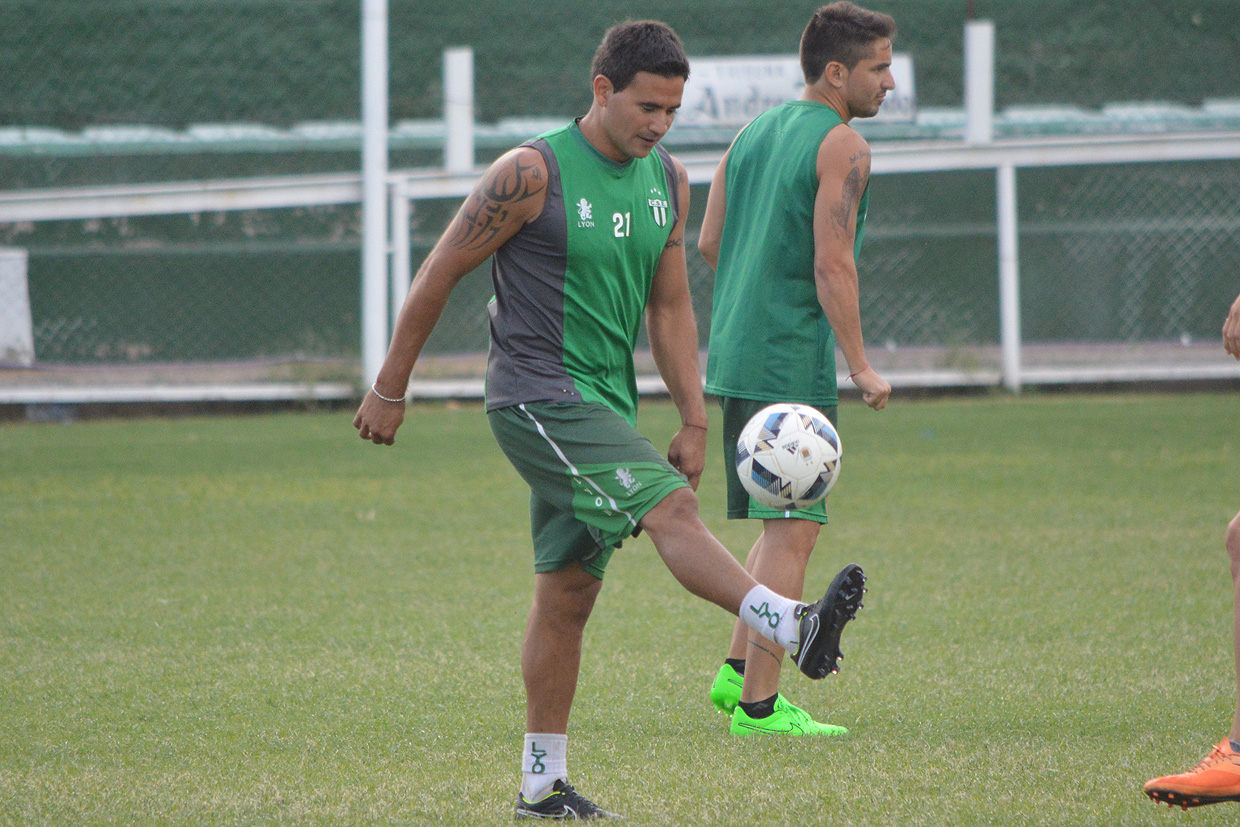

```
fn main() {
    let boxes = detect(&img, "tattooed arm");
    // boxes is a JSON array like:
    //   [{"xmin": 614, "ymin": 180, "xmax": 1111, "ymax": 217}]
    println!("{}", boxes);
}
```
[
  {"xmin": 812, "ymin": 125, "xmax": 890, "ymax": 411},
  {"xmin": 354, "ymin": 147, "xmax": 548, "ymax": 445}
]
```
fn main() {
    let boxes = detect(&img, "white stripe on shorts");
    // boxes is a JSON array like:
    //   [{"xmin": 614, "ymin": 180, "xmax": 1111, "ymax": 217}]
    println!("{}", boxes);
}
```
[{"xmin": 517, "ymin": 403, "xmax": 640, "ymax": 533}]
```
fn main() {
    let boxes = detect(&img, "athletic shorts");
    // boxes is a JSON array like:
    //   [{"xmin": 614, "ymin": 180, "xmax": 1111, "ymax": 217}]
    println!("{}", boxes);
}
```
[
  {"xmin": 719, "ymin": 395, "xmax": 838, "ymax": 524},
  {"xmin": 488, "ymin": 401, "xmax": 690, "ymax": 579}
]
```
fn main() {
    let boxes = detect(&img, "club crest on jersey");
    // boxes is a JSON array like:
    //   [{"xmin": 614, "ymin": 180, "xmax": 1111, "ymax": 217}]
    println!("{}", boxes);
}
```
[
  {"xmin": 648, "ymin": 188, "xmax": 669, "ymax": 227},
  {"xmin": 576, "ymin": 197, "xmax": 594, "ymax": 228}
]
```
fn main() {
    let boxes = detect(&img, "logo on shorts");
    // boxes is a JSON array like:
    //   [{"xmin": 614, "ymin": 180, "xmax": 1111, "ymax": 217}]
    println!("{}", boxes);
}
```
[{"xmin": 616, "ymin": 468, "xmax": 642, "ymax": 494}]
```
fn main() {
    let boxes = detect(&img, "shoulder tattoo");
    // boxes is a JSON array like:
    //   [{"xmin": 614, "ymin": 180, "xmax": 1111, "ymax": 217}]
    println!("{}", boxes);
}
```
[
  {"xmin": 448, "ymin": 154, "xmax": 546, "ymax": 251},
  {"xmin": 832, "ymin": 165, "xmax": 866, "ymax": 239}
]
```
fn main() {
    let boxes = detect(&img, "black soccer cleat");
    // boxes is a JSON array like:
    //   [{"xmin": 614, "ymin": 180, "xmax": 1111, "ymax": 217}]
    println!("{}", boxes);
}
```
[
  {"xmin": 791, "ymin": 563, "xmax": 866, "ymax": 679},
  {"xmin": 515, "ymin": 779, "xmax": 622, "ymax": 820}
]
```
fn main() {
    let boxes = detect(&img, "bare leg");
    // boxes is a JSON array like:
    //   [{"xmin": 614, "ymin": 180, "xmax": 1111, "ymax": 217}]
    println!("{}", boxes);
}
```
[
  {"xmin": 637, "ymin": 487, "xmax": 756, "ymax": 613},
  {"xmin": 1227, "ymin": 510, "xmax": 1240, "ymax": 743},
  {"xmin": 724, "ymin": 535, "xmax": 765, "ymax": 659},
  {"xmin": 522, "ymin": 563, "xmax": 603, "ymax": 733},
  {"xmin": 738, "ymin": 519, "xmax": 822, "ymax": 702}
]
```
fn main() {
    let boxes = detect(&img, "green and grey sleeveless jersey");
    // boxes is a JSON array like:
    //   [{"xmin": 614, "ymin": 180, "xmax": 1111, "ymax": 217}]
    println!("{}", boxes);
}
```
[
  {"xmin": 485, "ymin": 122, "xmax": 679, "ymax": 426},
  {"xmin": 704, "ymin": 100, "xmax": 869, "ymax": 407}
]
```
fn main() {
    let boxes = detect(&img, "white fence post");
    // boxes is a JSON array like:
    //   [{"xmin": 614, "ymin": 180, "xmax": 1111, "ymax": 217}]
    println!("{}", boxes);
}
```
[
  {"xmin": 388, "ymin": 178, "xmax": 411, "ymax": 334},
  {"xmin": 997, "ymin": 163, "xmax": 1022, "ymax": 393},
  {"xmin": 360, "ymin": 0, "xmax": 390, "ymax": 386},
  {"xmin": 0, "ymin": 248, "xmax": 34, "ymax": 365},
  {"xmin": 964, "ymin": 20, "xmax": 995, "ymax": 145},
  {"xmin": 444, "ymin": 47, "xmax": 475, "ymax": 174}
]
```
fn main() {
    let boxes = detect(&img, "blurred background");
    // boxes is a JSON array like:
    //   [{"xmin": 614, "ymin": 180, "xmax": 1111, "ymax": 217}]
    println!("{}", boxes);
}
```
[{"xmin": 2, "ymin": 0, "xmax": 1239, "ymax": 405}]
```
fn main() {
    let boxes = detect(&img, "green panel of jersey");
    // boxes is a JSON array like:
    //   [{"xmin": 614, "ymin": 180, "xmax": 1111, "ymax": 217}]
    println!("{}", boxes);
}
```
[
  {"xmin": 704, "ymin": 100, "xmax": 869, "ymax": 407},
  {"xmin": 485, "ymin": 122, "xmax": 677, "ymax": 425}
]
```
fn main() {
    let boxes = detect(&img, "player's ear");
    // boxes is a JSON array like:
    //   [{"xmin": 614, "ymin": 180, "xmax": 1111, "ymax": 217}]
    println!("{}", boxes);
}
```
[
  {"xmin": 592, "ymin": 74, "xmax": 614, "ymax": 106},
  {"xmin": 823, "ymin": 60, "xmax": 847, "ymax": 89}
]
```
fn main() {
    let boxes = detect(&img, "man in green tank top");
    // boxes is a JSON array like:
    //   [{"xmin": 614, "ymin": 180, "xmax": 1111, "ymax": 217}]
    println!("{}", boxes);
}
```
[
  {"xmin": 353, "ymin": 20, "xmax": 868, "ymax": 819},
  {"xmin": 698, "ymin": 2, "xmax": 896, "ymax": 737}
]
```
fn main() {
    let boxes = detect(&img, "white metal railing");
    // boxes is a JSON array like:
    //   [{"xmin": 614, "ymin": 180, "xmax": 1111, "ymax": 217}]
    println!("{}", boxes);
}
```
[
  {"xmin": 2, "ymin": 130, "xmax": 1240, "ymax": 402},
  {"xmin": 383, "ymin": 130, "xmax": 1240, "ymax": 394}
]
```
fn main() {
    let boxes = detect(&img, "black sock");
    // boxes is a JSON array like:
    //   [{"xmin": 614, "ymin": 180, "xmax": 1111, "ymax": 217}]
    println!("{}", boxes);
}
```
[
  {"xmin": 725, "ymin": 657, "xmax": 746, "ymax": 676},
  {"xmin": 738, "ymin": 693, "xmax": 779, "ymax": 720}
]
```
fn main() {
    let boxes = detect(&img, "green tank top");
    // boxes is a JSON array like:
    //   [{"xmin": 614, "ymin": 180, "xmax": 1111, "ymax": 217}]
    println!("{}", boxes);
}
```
[
  {"xmin": 704, "ymin": 100, "xmax": 868, "ymax": 407},
  {"xmin": 485, "ymin": 122, "xmax": 678, "ymax": 425}
]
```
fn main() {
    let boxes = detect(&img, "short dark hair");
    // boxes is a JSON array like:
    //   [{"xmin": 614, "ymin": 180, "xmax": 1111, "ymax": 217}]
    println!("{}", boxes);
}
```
[
  {"xmin": 800, "ymin": 2, "xmax": 897, "ymax": 84},
  {"xmin": 590, "ymin": 20, "xmax": 690, "ymax": 93}
]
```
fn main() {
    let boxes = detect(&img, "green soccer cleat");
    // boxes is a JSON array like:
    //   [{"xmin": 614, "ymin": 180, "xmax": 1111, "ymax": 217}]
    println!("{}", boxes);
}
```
[
  {"xmin": 730, "ymin": 695, "xmax": 848, "ymax": 737},
  {"xmin": 709, "ymin": 663, "xmax": 744, "ymax": 715}
]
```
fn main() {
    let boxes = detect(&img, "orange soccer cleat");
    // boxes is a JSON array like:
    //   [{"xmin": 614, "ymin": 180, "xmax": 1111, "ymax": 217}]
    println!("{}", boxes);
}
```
[{"xmin": 1144, "ymin": 739, "xmax": 1240, "ymax": 809}]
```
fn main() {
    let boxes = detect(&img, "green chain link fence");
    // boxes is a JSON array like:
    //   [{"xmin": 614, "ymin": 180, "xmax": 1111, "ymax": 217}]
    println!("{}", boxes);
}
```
[{"xmin": 2, "ymin": 1, "xmax": 1239, "ymax": 387}]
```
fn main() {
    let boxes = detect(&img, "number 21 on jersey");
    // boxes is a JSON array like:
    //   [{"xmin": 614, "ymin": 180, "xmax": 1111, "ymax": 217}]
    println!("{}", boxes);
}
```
[{"xmin": 613, "ymin": 212, "xmax": 630, "ymax": 238}]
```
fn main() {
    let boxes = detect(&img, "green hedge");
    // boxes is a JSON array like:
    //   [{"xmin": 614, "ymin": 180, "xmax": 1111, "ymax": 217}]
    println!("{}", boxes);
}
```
[{"xmin": 2, "ymin": 0, "xmax": 1237, "ymax": 129}]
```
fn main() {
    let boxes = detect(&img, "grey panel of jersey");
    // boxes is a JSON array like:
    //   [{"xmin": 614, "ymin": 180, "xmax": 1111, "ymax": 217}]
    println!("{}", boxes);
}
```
[
  {"xmin": 484, "ymin": 138, "xmax": 680, "ymax": 413},
  {"xmin": 484, "ymin": 137, "xmax": 579, "ymax": 411}
]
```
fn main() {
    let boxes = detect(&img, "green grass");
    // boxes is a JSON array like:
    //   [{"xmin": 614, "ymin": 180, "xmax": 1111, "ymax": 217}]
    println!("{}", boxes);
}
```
[{"xmin": 2, "ymin": 392, "xmax": 1239, "ymax": 825}]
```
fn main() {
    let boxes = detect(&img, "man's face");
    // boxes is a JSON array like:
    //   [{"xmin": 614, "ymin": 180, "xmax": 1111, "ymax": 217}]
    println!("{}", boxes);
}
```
[
  {"xmin": 842, "ymin": 38, "xmax": 895, "ymax": 119},
  {"xmin": 595, "ymin": 70, "xmax": 685, "ymax": 161}
]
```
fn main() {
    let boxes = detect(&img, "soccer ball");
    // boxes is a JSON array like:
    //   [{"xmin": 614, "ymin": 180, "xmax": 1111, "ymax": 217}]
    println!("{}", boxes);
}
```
[{"xmin": 735, "ymin": 403, "xmax": 842, "ymax": 511}]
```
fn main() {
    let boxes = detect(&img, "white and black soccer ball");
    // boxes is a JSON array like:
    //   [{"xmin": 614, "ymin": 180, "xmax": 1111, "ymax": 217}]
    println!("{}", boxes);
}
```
[{"xmin": 735, "ymin": 403, "xmax": 842, "ymax": 511}]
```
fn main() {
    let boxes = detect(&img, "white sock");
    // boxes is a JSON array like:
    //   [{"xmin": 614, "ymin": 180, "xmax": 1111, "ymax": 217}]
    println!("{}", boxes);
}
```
[
  {"xmin": 740, "ymin": 584, "xmax": 803, "ymax": 653},
  {"xmin": 521, "ymin": 733, "xmax": 567, "ymax": 802}
]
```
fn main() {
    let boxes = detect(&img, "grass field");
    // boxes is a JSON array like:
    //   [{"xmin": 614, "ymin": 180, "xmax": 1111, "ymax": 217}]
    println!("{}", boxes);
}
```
[{"xmin": 2, "ymin": 391, "xmax": 1239, "ymax": 826}]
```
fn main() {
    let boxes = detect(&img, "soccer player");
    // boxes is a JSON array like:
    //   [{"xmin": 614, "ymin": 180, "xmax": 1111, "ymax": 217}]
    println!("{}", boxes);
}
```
[
  {"xmin": 353, "ymin": 20, "xmax": 865, "ymax": 819},
  {"xmin": 1143, "ymin": 290, "xmax": 1240, "ymax": 809},
  {"xmin": 697, "ymin": 1, "xmax": 894, "ymax": 737}
]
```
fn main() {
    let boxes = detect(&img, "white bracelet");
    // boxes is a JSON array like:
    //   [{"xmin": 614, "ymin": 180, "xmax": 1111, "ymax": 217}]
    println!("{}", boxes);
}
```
[{"xmin": 371, "ymin": 383, "xmax": 405, "ymax": 403}]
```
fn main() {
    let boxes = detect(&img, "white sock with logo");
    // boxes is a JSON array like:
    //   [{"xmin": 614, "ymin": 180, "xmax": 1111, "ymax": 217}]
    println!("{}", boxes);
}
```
[
  {"xmin": 740, "ymin": 584, "xmax": 803, "ymax": 653},
  {"xmin": 521, "ymin": 733, "xmax": 568, "ymax": 802}
]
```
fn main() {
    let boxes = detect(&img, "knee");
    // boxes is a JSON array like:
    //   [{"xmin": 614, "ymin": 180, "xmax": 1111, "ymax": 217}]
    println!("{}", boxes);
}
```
[
  {"xmin": 552, "ymin": 593, "xmax": 597, "ymax": 629},
  {"xmin": 761, "ymin": 519, "xmax": 821, "ymax": 566},
  {"xmin": 641, "ymin": 487, "xmax": 702, "ymax": 534},
  {"xmin": 787, "ymin": 521, "xmax": 823, "ymax": 559},
  {"xmin": 533, "ymin": 569, "xmax": 602, "ymax": 629}
]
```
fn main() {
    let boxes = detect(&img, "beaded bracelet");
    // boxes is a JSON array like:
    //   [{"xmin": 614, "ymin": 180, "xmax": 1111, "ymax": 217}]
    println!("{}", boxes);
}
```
[{"xmin": 371, "ymin": 383, "xmax": 405, "ymax": 403}]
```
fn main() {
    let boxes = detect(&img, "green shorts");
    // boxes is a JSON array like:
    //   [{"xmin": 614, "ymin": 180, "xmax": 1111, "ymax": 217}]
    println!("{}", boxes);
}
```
[
  {"xmin": 720, "ymin": 396, "xmax": 838, "ymax": 524},
  {"xmin": 488, "ymin": 401, "xmax": 690, "ymax": 579}
]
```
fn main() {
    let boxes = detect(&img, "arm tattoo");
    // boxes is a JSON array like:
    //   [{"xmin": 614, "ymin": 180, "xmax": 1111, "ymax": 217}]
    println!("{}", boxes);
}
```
[
  {"xmin": 448, "ymin": 156, "xmax": 545, "ymax": 251},
  {"xmin": 663, "ymin": 164, "xmax": 688, "ymax": 250},
  {"xmin": 832, "ymin": 165, "xmax": 865, "ymax": 239}
]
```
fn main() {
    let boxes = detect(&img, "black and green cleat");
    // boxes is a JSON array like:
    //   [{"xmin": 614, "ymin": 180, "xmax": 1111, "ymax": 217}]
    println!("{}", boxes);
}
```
[
  {"xmin": 791, "ymin": 563, "xmax": 866, "ymax": 679},
  {"xmin": 515, "ymin": 779, "xmax": 622, "ymax": 820}
]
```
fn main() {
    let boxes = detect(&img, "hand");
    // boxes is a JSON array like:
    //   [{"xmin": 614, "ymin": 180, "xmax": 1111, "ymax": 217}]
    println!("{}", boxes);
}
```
[
  {"xmin": 851, "ymin": 366, "xmax": 891, "ymax": 411},
  {"xmin": 1225, "ymin": 293, "xmax": 1240, "ymax": 360},
  {"xmin": 353, "ymin": 390, "xmax": 405, "ymax": 445},
  {"xmin": 667, "ymin": 425, "xmax": 707, "ymax": 490}
]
